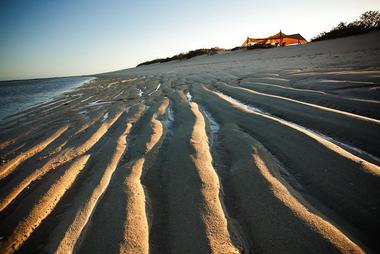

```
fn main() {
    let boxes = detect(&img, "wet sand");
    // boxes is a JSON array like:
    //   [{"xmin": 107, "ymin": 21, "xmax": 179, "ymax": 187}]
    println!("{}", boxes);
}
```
[{"xmin": 0, "ymin": 32, "xmax": 380, "ymax": 253}]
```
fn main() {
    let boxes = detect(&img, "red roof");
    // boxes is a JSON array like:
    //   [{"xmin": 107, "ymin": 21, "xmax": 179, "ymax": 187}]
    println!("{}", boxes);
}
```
[{"xmin": 242, "ymin": 31, "xmax": 307, "ymax": 46}]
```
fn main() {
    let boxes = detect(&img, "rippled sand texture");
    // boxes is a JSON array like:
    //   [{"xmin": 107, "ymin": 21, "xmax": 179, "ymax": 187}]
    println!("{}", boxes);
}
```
[{"xmin": 0, "ymin": 32, "xmax": 380, "ymax": 253}]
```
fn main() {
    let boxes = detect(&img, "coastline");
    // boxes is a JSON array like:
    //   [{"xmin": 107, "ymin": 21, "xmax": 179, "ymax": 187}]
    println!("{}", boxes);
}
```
[{"xmin": 0, "ymin": 76, "xmax": 96, "ymax": 123}]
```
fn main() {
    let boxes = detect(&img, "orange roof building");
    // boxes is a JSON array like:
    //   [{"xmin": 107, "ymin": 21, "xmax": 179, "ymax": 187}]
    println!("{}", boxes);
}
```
[{"xmin": 242, "ymin": 31, "xmax": 307, "ymax": 47}]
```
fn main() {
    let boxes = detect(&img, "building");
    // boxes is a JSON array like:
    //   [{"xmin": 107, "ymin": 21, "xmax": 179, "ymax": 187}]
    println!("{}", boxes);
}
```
[{"xmin": 242, "ymin": 31, "xmax": 307, "ymax": 47}]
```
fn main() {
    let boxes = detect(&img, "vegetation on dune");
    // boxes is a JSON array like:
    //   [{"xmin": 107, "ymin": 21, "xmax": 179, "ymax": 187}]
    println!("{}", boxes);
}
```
[
  {"xmin": 230, "ymin": 44, "xmax": 275, "ymax": 51},
  {"xmin": 230, "ymin": 46, "xmax": 244, "ymax": 51},
  {"xmin": 312, "ymin": 10, "xmax": 380, "ymax": 42},
  {"xmin": 137, "ymin": 44, "xmax": 275, "ymax": 67},
  {"xmin": 246, "ymin": 44, "xmax": 276, "ymax": 50},
  {"xmin": 137, "ymin": 47, "xmax": 223, "ymax": 67}
]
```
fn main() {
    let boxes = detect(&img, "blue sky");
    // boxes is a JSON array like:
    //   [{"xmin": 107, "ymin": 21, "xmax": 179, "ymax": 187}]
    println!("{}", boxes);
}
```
[{"xmin": 0, "ymin": 0, "xmax": 379, "ymax": 80}]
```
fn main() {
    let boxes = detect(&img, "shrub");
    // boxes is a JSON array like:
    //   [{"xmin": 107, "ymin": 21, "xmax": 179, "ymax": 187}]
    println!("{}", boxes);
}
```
[
  {"xmin": 137, "ymin": 47, "xmax": 223, "ymax": 67},
  {"xmin": 246, "ymin": 44, "xmax": 276, "ymax": 50},
  {"xmin": 230, "ymin": 46, "xmax": 244, "ymax": 51}
]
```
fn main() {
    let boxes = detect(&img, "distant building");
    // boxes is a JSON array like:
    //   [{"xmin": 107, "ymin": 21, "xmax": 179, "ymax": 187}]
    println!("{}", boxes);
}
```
[{"xmin": 242, "ymin": 31, "xmax": 307, "ymax": 47}]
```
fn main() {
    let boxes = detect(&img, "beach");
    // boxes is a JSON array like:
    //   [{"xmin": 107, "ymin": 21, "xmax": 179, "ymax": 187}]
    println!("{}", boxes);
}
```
[{"xmin": 0, "ymin": 31, "xmax": 380, "ymax": 254}]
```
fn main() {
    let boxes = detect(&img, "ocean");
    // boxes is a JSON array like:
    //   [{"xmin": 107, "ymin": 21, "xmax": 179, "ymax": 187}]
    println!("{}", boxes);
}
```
[{"xmin": 0, "ymin": 76, "xmax": 95, "ymax": 123}]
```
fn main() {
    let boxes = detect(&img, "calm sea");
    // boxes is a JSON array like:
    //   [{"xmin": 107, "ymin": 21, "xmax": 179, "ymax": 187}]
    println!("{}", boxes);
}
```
[{"xmin": 0, "ymin": 76, "xmax": 95, "ymax": 122}]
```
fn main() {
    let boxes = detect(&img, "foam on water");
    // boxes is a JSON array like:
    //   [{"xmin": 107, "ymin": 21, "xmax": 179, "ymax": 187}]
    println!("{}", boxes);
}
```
[
  {"xmin": 186, "ymin": 91, "xmax": 192, "ymax": 101},
  {"xmin": 148, "ymin": 83, "xmax": 161, "ymax": 96},
  {"xmin": 163, "ymin": 106, "xmax": 175, "ymax": 137},
  {"xmin": 81, "ymin": 96, "xmax": 94, "ymax": 103},
  {"xmin": 201, "ymin": 107, "xmax": 220, "ymax": 147},
  {"xmin": 102, "ymin": 112, "xmax": 110, "ymax": 122},
  {"xmin": 121, "ymin": 78, "xmax": 138, "ymax": 83},
  {"xmin": 106, "ymin": 82, "xmax": 119, "ymax": 88},
  {"xmin": 87, "ymin": 100, "xmax": 112, "ymax": 107}
]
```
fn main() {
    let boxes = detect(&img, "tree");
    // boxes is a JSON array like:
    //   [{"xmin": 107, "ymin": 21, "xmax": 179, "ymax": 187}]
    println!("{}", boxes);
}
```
[
  {"xmin": 335, "ymin": 22, "xmax": 347, "ymax": 30},
  {"xmin": 311, "ymin": 10, "xmax": 380, "ymax": 42},
  {"xmin": 360, "ymin": 10, "xmax": 380, "ymax": 28}
]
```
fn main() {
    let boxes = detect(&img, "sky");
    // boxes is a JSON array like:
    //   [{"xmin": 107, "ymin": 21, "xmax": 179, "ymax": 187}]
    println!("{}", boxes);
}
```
[{"xmin": 0, "ymin": 0, "xmax": 379, "ymax": 81}]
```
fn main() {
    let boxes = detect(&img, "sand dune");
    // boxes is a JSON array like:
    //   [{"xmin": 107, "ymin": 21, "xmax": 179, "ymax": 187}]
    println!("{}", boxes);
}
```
[{"xmin": 0, "ymin": 32, "xmax": 380, "ymax": 253}]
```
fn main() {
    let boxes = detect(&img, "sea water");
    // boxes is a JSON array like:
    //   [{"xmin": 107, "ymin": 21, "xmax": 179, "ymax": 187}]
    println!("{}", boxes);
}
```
[{"xmin": 0, "ymin": 76, "xmax": 95, "ymax": 122}]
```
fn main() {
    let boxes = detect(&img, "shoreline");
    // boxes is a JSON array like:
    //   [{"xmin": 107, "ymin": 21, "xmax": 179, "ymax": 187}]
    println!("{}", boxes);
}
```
[{"xmin": 0, "ymin": 76, "xmax": 96, "ymax": 124}]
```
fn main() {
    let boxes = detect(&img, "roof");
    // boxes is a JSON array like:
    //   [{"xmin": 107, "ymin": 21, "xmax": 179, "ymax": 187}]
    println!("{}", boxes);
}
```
[{"xmin": 242, "ymin": 31, "xmax": 307, "ymax": 46}]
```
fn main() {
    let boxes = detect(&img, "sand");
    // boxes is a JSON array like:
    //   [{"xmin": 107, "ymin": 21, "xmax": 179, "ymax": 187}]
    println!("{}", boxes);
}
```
[{"xmin": 0, "ymin": 31, "xmax": 380, "ymax": 253}]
